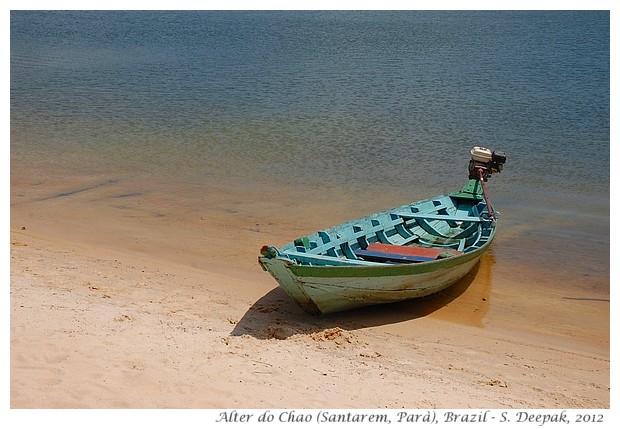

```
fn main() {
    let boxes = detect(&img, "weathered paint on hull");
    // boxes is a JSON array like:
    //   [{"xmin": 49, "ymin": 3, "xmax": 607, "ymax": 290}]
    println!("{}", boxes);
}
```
[{"xmin": 259, "ymin": 246, "xmax": 485, "ymax": 315}]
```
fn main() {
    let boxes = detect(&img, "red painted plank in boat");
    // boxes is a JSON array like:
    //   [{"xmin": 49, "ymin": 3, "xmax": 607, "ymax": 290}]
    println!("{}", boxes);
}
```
[{"xmin": 366, "ymin": 243, "xmax": 462, "ymax": 259}]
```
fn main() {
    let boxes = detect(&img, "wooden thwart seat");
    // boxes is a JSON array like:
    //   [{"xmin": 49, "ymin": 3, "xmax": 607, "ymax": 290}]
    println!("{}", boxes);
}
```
[
  {"xmin": 354, "ymin": 243, "xmax": 462, "ymax": 264},
  {"xmin": 394, "ymin": 212, "xmax": 484, "ymax": 223}
]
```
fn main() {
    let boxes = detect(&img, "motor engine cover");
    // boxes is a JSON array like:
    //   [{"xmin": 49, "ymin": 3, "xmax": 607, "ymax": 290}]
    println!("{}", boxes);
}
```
[{"xmin": 468, "ymin": 146, "xmax": 506, "ymax": 181}]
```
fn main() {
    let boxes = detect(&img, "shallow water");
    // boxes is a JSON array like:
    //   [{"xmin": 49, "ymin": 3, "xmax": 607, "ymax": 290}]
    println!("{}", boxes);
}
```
[{"xmin": 10, "ymin": 11, "xmax": 610, "ymax": 342}]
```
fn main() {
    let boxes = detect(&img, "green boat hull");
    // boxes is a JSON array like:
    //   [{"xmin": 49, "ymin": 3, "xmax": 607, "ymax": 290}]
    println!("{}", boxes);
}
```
[{"xmin": 260, "ymin": 248, "xmax": 485, "ymax": 315}]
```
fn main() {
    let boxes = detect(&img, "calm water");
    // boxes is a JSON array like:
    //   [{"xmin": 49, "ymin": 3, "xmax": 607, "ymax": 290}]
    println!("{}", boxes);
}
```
[{"xmin": 10, "ymin": 11, "xmax": 610, "ymax": 297}]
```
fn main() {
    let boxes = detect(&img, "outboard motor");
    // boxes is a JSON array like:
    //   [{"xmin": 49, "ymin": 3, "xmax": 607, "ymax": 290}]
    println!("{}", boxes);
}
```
[{"xmin": 468, "ymin": 146, "xmax": 506, "ymax": 181}]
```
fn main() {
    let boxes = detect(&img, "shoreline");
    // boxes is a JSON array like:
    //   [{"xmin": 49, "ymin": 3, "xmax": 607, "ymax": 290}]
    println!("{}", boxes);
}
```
[
  {"xmin": 8, "ymin": 170, "xmax": 610, "ymax": 409},
  {"xmin": 9, "ymin": 225, "xmax": 610, "ymax": 409}
]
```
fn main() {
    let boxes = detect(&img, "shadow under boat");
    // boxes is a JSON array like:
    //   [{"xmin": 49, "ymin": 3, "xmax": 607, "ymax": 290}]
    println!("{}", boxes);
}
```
[{"xmin": 230, "ymin": 250, "xmax": 495, "ymax": 339}]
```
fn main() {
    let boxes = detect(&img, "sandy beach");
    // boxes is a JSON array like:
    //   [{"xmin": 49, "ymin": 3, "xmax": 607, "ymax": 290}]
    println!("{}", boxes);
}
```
[{"xmin": 8, "ymin": 172, "xmax": 610, "ymax": 411}]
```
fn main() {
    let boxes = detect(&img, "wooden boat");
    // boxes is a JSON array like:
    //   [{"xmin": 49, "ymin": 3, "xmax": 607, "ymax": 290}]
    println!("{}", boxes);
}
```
[{"xmin": 258, "ymin": 147, "xmax": 506, "ymax": 315}]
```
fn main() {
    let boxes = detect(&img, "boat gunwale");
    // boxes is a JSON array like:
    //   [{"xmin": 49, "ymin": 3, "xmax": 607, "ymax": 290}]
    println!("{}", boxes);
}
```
[{"xmin": 262, "ymin": 231, "xmax": 494, "ymax": 279}]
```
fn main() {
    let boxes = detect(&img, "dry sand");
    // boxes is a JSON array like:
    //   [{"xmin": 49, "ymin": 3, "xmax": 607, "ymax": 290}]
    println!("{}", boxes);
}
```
[{"xmin": 7, "ymin": 173, "xmax": 611, "ymax": 415}]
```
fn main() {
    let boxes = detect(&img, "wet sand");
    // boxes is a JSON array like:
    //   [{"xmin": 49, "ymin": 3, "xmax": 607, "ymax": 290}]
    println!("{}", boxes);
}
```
[{"xmin": 9, "ymin": 171, "xmax": 610, "ymax": 409}]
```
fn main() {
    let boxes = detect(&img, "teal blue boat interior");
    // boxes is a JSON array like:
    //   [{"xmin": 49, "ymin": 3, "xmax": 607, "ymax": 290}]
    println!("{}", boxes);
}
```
[{"xmin": 262, "ymin": 180, "xmax": 490, "ymax": 267}]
